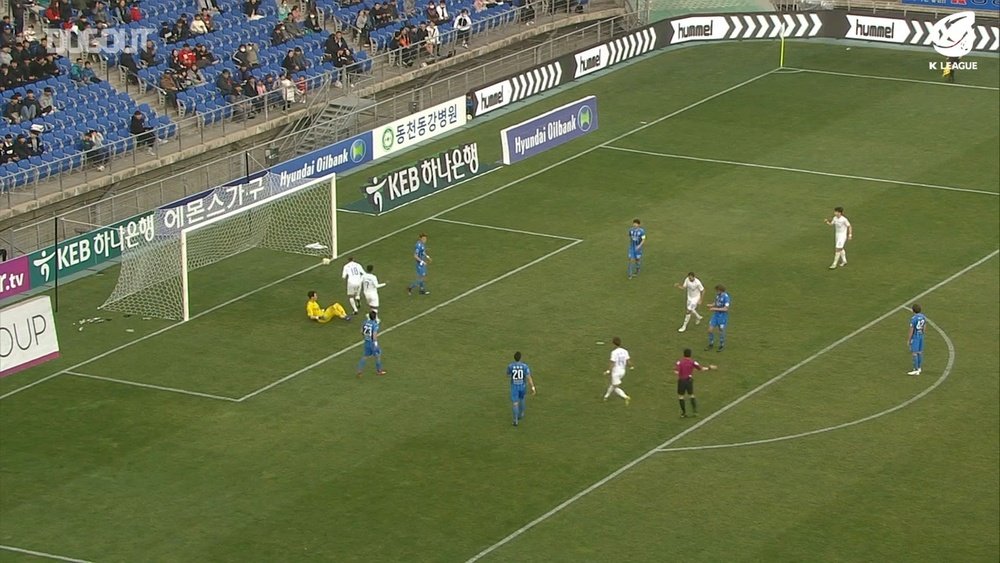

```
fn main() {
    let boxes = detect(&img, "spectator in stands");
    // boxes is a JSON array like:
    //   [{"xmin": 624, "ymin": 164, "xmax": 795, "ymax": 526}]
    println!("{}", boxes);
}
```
[
  {"xmin": 244, "ymin": 75, "xmax": 264, "ymax": 114},
  {"xmin": 233, "ymin": 43, "xmax": 258, "ymax": 69},
  {"xmin": 20, "ymin": 89, "xmax": 40, "ymax": 120},
  {"xmin": 282, "ymin": 48, "xmax": 306, "ymax": 73},
  {"xmin": 69, "ymin": 57, "xmax": 86, "ymax": 82},
  {"xmin": 371, "ymin": 3, "xmax": 389, "ymax": 27},
  {"xmin": 245, "ymin": 42, "xmax": 260, "ymax": 67},
  {"xmin": 245, "ymin": 0, "xmax": 264, "ymax": 20},
  {"xmin": 216, "ymin": 68, "xmax": 239, "ymax": 103},
  {"xmin": 271, "ymin": 22, "xmax": 290, "ymax": 46},
  {"xmin": 437, "ymin": 0, "xmax": 450, "ymax": 22},
  {"xmin": 120, "ymin": 45, "xmax": 140, "ymax": 84},
  {"xmin": 130, "ymin": 3, "xmax": 143, "ymax": 22},
  {"xmin": 27, "ymin": 125, "xmax": 44, "ymax": 156},
  {"xmin": 4, "ymin": 93, "xmax": 22, "ymax": 123},
  {"xmin": 262, "ymin": 72, "xmax": 279, "ymax": 106},
  {"xmin": 39, "ymin": 87, "xmax": 56, "ymax": 115},
  {"xmin": 112, "ymin": 0, "xmax": 131, "ymax": 24},
  {"xmin": 45, "ymin": 0, "xmax": 66, "ymax": 29},
  {"xmin": 160, "ymin": 69, "xmax": 182, "ymax": 110},
  {"xmin": 398, "ymin": 26, "xmax": 414, "ymax": 67},
  {"xmin": 353, "ymin": 9, "xmax": 370, "ymax": 43},
  {"xmin": 13, "ymin": 134, "xmax": 31, "ymax": 160},
  {"xmin": 403, "ymin": 0, "xmax": 416, "ymax": 18},
  {"xmin": 190, "ymin": 14, "xmax": 209, "ymax": 36},
  {"xmin": 200, "ymin": 9, "xmax": 215, "ymax": 31},
  {"xmin": 82, "ymin": 129, "xmax": 109, "ymax": 170},
  {"xmin": 195, "ymin": 44, "xmax": 218, "ymax": 69},
  {"xmin": 129, "ymin": 110, "xmax": 156, "ymax": 155},
  {"xmin": 473, "ymin": 0, "xmax": 486, "ymax": 13},
  {"xmin": 424, "ymin": 20, "xmax": 439, "ymax": 61},
  {"xmin": 277, "ymin": 0, "xmax": 291, "ymax": 21},
  {"xmin": 455, "ymin": 9, "xmax": 471, "ymax": 49},
  {"xmin": 425, "ymin": 2, "xmax": 440, "ymax": 24},
  {"xmin": 82, "ymin": 61, "xmax": 101, "ymax": 83},
  {"xmin": 306, "ymin": 5, "xmax": 322, "ymax": 32},
  {"xmin": 171, "ymin": 16, "xmax": 191, "ymax": 43},
  {"xmin": 40, "ymin": 54, "xmax": 61, "ymax": 79},
  {"xmin": 140, "ymin": 40, "xmax": 159, "ymax": 67},
  {"xmin": 327, "ymin": 31, "xmax": 349, "ymax": 55},
  {"xmin": 0, "ymin": 46, "xmax": 10, "ymax": 67},
  {"xmin": 159, "ymin": 21, "xmax": 175, "ymax": 43},
  {"xmin": 92, "ymin": 1, "xmax": 113, "ymax": 29},
  {"xmin": 284, "ymin": 14, "xmax": 305, "ymax": 38},
  {"xmin": 279, "ymin": 71, "xmax": 296, "ymax": 109},
  {"xmin": 198, "ymin": 0, "xmax": 222, "ymax": 14},
  {"xmin": 413, "ymin": 22, "xmax": 427, "ymax": 59},
  {"xmin": 333, "ymin": 46, "xmax": 353, "ymax": 70},
  {"xmin": 0, "ymin": 134, "xmax": 16, "ymax": 163}
]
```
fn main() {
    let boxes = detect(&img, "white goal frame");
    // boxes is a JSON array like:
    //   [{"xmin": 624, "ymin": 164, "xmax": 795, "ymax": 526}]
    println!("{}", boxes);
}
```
[{"xmin": 176, "ymin": 174, "xmax": 337, "ymax": 321}]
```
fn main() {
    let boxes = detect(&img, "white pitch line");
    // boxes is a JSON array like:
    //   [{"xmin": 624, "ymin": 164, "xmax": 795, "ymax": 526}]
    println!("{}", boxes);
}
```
[
  {"xmin": 238, "ymin": 239, "xmax": 583, "ymax": 401},
  {"xmin": 786, "ymin": 67, "xmax": 1000, "ymax": 91},
  {"xmin": 465, "ymin": 249, "xmax": 998, "ymax": 562},
  {"xmin": 0, "ymin": 544, "xmax": 94, "ymax": 563},
  {"xmin": 601, "ymin": 145, "xmax": 999, "ymax": 197},
  {"xmin": 430, "ymin": 217, "xmax": 582, "ymax": 242},
  {"xmin": 656, "ymin": 310, "xmax": 955, "ymax": 453},
  {"xmin": 0, "ymin": 68, "xmax": 777, "ymax": 403},
  {"xmin": 65, "ymin": 371, "xmax": 241, "ymax": 402}
]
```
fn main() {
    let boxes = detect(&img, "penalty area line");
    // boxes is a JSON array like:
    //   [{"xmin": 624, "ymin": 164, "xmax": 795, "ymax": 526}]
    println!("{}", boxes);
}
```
[
  {"xmin": 785, "ymin": 67, "xmax": 1000, "ymax": 91},
  {"xmin": 429, "ymin": 217, "xmax": 582, "ymax": 242},
  {"xmin": 656, "ymin": 310, "xmax": 956, "ymax": 453},
  {"xmin": 64, "ymin": 371, "xmax": 241, "ymax": 402},
  {"xmin": 464, "ymin": 249, "xmax": 997, "ymax": 563},
  {"xmin": 0, "ymin": 544, "xmax": 95, "ymax": 563},
  {"xmin": 237, "ymin": 239, "xmax": 583, "ymax": 401},
  {"xmin": 601, "ymin": 146, "xmax": 999, "ymax": 197}
]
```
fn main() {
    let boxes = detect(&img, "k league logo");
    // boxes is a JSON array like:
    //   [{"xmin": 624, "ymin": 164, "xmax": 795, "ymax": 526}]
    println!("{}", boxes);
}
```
[
  {"xmin": 931, "ymin": 11, "xmax": 976, "ymax": 57},
  {"xmin": 381, "ymin": 128, "xmax": 394, "ymax": 151}
]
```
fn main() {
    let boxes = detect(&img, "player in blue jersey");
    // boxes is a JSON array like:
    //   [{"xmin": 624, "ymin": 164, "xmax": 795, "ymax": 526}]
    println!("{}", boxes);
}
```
[
  {"xmin": 627, "ymin": 219, "xmax": 646, "ymax": 279},
  {"xmin": 357, "ymin": 311, "xmax": 386, "ymax": 377},
  {"xmin": 407, "ymin": 233, "xmax": 432, "ymax": 296},
  {"xmin": 507, "ymin": 351, "xmax": 536, "ymax": 427},
  {"xmin": 705, "ymin": 284, "xmax": 730, "ymax": 352},
  {"xmin": 907, "ymin": 303, "xmax": 927, "ymax": 376}
]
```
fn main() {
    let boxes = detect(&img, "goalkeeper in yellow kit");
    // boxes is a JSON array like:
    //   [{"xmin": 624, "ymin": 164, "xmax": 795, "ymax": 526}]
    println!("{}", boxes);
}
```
[{"xmin": 306, "ymin": 291, "xmax": 352, "ymax": 323}]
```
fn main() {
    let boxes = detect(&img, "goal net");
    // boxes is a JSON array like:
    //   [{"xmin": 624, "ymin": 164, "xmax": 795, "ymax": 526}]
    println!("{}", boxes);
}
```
[{"xmin": 100, "ymin": 173, "xmax": 337, "ymax": 321}]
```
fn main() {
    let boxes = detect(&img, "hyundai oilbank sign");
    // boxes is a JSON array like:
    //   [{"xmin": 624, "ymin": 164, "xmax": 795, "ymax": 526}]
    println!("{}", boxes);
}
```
[{"xmin": 500, "ymin": 96, "xmax": 599, "ymax": 165}]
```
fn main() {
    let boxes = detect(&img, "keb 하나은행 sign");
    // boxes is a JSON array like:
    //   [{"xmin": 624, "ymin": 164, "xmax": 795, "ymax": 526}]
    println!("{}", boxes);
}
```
[{"xmin": 500, "ymin": 96, "xmax": 599, "ymax": 165}]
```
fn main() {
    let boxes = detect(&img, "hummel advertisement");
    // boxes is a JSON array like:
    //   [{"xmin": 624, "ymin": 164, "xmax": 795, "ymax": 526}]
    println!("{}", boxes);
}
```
[
  {"xmin": 844, "ymin": 15, "xmax": 911, "ymax": 43},
  {"xmin": 670, "ymin": 16, "xmax": 730, "ymax": 44}
]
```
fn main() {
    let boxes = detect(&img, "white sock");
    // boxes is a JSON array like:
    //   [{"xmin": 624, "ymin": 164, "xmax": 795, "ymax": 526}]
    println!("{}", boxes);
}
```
[
  {"xmin": 693, "ymin": 310, "xmax": 702, "ymax": 320},
  {"xmin": 614, "ymin": 387, "xmax": 628, "ymax": 399},
  {"xmin": 349, "ymin": 297, "xmax": 358, "ymax": 313},
  {"xmin": 831, "ymin": 253, "xmax": 839, "ymax": 266},
  {"xmin": 683, "ymin": 314, "xmax": 691, "ymax": 327},
  {"xmin": 840, "ymin": 250, "xmax": 847, "ymax": 264},
  {"xmin": 604, "ymin": 385, "xmax": 615, "ymax": 399}
]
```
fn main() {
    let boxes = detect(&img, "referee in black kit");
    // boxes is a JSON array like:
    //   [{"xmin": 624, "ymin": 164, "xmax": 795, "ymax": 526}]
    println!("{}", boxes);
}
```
[{"xmin": 943, "ymin": 56, "xmax": 960, "ymax": 83}]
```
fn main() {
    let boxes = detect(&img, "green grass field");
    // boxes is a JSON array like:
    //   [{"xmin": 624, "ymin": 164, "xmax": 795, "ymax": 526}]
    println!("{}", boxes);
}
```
[{"xmin": 1, "ymin": 41, "xmax": 998, "ymax": 562}]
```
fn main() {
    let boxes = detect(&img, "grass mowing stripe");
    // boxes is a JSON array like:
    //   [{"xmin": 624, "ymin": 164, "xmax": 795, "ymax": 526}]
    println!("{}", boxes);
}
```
[
  {"xmin": 237, "ymin": 239, "xmax": 583, "ymax": 400},
  {"xmin": 0, "ymin": 68, "xmax": 777, "ymax": 403},
  {"xmin": 656, "ymin": 310, "xmax": 956, "ymax": 453},
  {"xmin": 786, "ymin": 67, "xmax": 1000, "ymax": 91},
  {"xmin": 465, "ymin": 249, "xmax": 998, "ymax": 563},
  {"xmin": 601, "ymin": 146, "xmax": 1000, "ymax": 196}
]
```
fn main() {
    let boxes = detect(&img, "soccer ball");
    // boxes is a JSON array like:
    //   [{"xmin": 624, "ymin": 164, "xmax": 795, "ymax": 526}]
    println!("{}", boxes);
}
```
[{"xmin": 321, "ymin": 258, "xmax": 331, "ymax": 266}]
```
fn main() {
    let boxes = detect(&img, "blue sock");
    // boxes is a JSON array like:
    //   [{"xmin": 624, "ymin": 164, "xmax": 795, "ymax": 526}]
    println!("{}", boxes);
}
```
[
  {"xmin": 375, "ymin": 358, "xmax": 383, "ymax": 372},
  {"xmin": 627, "ymin": 262, "xmax": 634, "ymax": 276},
  {"xmin": 720, "ymin": 327, "xmax": 727, "ymax": 348},
  {"xmin": 708, "ymin": 332, "xmax": 715, "ymax": 346},
  {"xmin": 636, "ymin": 258, "xmax": 642, "ymax": 272},
  {"xmin": 917, "ymin": 354, "xmax": 922, "ymax": 369},
  {"xmin": 512, "ymin": 404, "xmax": 519, "ymax": 424},
  {"xmin": 357, "ymin": 357, "xmax": 366, "ymax": 371},
  {"xmin": 419, "ymin": 280, "xmax": 425, "ymax": 291},
  {"xmin": 519, "ymin": 400, "xmax": 526, "ymax": 419}
]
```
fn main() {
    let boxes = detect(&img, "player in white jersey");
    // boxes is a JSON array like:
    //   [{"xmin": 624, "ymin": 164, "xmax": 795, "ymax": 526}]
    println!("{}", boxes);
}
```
[
  {"xmin": 603, "ymin": 336, "xmax": 633, "ymax": 405},
  {"xmin": 360, "ymin": 264, "xmax": 387, "ymax": 320},
  {"xmin": 675, "ymin": 272, "xmax": 705, "ymax": 332},
  {"xmin": 824, "ymin": 206, "xmax": 853, "ymax": 269},
  {"xmin": 341, "ymin": 257, "xmax": 365, "ymax": 315}
]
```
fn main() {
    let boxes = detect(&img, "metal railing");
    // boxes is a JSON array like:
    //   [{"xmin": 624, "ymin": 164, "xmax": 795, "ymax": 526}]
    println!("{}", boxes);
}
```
[
  {"xmin": 776, "ymin": 0, "xmax": 1000, "ymax": 19},
  {"xmin": 9, "ymin": 13, "xmax": 638, "ymax": 254},
  {"xmin": 1, "ymin": 2, "xmax": 618, "ymax": 210}
]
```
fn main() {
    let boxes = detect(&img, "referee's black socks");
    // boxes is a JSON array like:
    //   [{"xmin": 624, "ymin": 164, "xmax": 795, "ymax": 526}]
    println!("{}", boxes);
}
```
[
  {"xmin": 690, "ymin": 397, "xmax": 698, "ymax": 414},
  {"xmin": 678, "ymin": 399, "xmax": 686, "ymax": 415}
]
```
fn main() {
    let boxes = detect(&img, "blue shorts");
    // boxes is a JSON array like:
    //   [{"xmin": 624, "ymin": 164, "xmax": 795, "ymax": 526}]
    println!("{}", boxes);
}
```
[
  {"xmin": 910, "ymin": 335, "xmax": 924, "ymax": 354},
  {"xmin": 416, "ymin": 262, "xmax": 427, "ymax": 277},
  {"xmin": 363, "ymin": 340, "xmax": 381, "ymax": 357},
  {"xmin": 628, "ymin": 247, "xmax": 643, "ymax": 260},
  {"xmin": 510, "ymin": 385, "xmax": 526, "ymax": 402},
  {"xmin": 709, "ymin": 313, "xmax": 728, "ymax": 329}
]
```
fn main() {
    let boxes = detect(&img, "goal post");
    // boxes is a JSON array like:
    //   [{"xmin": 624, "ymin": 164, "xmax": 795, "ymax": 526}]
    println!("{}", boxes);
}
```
[{"xmin": 101, "ymin": 172, "xmax": 338, "ymax": 321}]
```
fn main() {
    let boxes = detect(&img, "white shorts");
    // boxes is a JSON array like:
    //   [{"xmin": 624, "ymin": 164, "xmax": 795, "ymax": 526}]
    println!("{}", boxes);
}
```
[
  {"xmin": 364, "ymin": 292, "xmax": 379, "ymax": 308},
  {"xmin": 610, "ymin": 369, "xmax": 625, "ymax": 386},
  {"xmin": 835, "ymin": 235, "xmax": 848, "ymax": 249},
  {"xmin": 686, "ymin": 299, "xmax": 700, "ymax": 312},
  {"xmin": 347, "ymin": 280, "xmax": 361, "ymax": 297}
]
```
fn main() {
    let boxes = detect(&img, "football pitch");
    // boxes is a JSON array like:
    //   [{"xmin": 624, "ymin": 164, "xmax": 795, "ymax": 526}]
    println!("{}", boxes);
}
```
[{"xmin": 1, "ymin": 41, "xmax": 998, "ymax": 562}]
